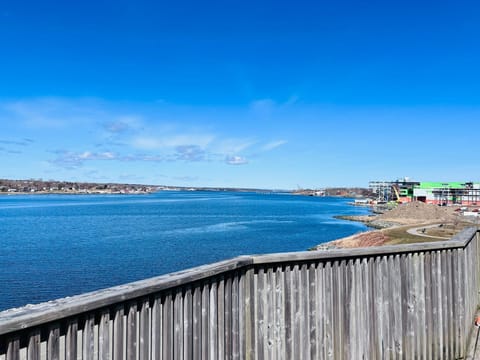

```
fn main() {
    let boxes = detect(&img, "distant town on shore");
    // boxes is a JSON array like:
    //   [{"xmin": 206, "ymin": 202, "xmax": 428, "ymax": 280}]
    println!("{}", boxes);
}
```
[{"xmin": 0, "ymin": 178, "xmax": 374, "ymax": 197}]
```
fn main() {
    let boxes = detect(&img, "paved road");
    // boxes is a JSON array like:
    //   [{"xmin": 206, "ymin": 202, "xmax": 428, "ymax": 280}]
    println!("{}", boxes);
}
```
[{"xmin": 406, "ymin": 224, "xmax": 450, "ymax": 239}]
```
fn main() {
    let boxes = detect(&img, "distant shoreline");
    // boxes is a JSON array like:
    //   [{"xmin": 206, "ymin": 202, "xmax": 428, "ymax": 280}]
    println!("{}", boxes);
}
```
[{"xmin": 0, "ymin": 190, "xmax": 154, "ymax": 196}]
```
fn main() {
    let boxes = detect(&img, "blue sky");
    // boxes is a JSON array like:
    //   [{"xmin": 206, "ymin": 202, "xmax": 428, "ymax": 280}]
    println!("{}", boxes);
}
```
[{"xmin": 0, "ymin": 1, "xmax": 479, "ymax": 189}]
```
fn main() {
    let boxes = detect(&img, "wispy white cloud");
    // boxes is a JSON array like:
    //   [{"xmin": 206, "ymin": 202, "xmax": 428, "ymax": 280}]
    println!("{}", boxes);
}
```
[
  {"xmin": 50, "ymin": 150, "xmax": 119, "ymax": 168},
  {"xmin": 2, "ymin": 97, "xmax": 102, "ymax": 128},
  {"xmin": 131, "ymin": 134, "xmax": 214, "ymax": 150},
  {"xmin": 0, "ymin": 138, "xmax": 34, "ymax": 146},
  {"xmin": 262, "ymin": 140, "xmax": 288, "ymax": 151},
  {"xmin": 214, "ymin": 138, "xmax": 256, "ymax": 154},
  {"xmin": 103, "ymin": 117, "xmax": 142, "ymax": 134},
  {"xmin": 174, "ymin": 145, "xmax": 207, "ymax": 161},
  {"xmin": 226, "ymin": 155, "xmax": 248, "ymax": 165}
]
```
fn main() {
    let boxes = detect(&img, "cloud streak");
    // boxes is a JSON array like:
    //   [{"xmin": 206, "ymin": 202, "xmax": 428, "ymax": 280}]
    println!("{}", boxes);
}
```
[
  {"xmin": 262, "ymin": 140, "xmax": 287, "ymax": 151},
  {"xmin": 226, "ymin": 155, "xmax": 248, "ymax": 165},
  {"xmin": 0, "ymin": 139, "xmax": 34, "ymax": 146}
]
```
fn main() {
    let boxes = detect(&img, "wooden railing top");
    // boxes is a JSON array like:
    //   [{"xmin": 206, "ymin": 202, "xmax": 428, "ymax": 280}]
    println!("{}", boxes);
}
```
[{"xmin": 0, "ymin": 227, "xmax": 477, "ymax": 335}]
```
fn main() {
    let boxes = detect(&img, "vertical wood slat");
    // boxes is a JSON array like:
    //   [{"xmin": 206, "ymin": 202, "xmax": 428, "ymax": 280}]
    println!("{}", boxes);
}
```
[
  {"xmin": 209, "ymin": 281, "xmax": 218, "ymax": 360},
  {"xmin": 224, "ymin": 276, "xmax": 232, "ymax": 360},
  {"xmin": 183, "ymin": 288, "xmax": 193, "ymax": 360},
  {"xmin": 308, "ymin": 264, "xmax": 316, "ymax": 360},
  {"xmin": 192, "ymin": 287, "xmax": 201, "ymax": 360},
  {"xmin": 114, "ymin": 306, "xmax": 125, "ymax": 360},
  {"xmin": 83, "ymin": 315, "xmax": 95, "ymax": 360},
  {"xmin": 324, "ymin": 261, "xmax": 333, "ymax": 359},
  {"xmin": 292, "ymin": 264, "xmax": 300, "ymax": 360},
  {"xmin": 6, "ymin": 338, "xmax": 20, "ymax": 360},
  {"xmin": 47, "ymin": 325, "xmax": 60, "ymax": 360},
  {"xmin": 255, "ymin": 269, "xmax": 265, "ymax": 360},
  {"xmin": 300, "ymin": 264, "xmax": 310, "ymax": 360},
  {"xmin": 126, "ymin": 303, "xmax": 137, "ymax": 360},
  {"xmin": 245, "ymin": 269, "xmax": 255, "ymax": 360},
  {"xmin": 424, "ymin": 252, "xmax": 433, "ymax": 360},
  {"xmin": 201, "ymin": 282, "xmax": 209, "ymax": 360},
  {"xmin": 238, "ymin": 271, "xmax": 245, "ymax": 360},
  {"xmin": 315, "ymin": 262, "xmax": 324, "ymax": 360},
  {"xmin": 283, "ymin": 265, "xmax": 293, "ymax": 360},
  {"xmin": 173, "ymin": 292, "xmax": 183, "ymax": 360},
  {"xmin": 216, "ymin": 278, "xmax": 225, "ymax": 360},
  {"xmin": 231, "ymin": 273, "xmax": 239, "ymax": 360},
  {"xmin": 28, "ymin": 331, "xmax": 41, "ymax": 360},
  {"xmin": 152, "ymin": 297, "xmax": 162, "ymax": 360},
  {"xmin": 99, "ymin": 311, "xmax": 110, "ymax": 360},
  {"xmin": 276, "ymin": 266, "xmax": 285, "ymax": 360},
  {"xmin": 139, "ymin": 300, "xmax": 150, "ymax": 360},
  {"xmin": 163, "ymin": 294, "xmax": 173, "ymax": 360},
  {"xmin": 265, "ymin": 268, "xmax": 274, "ymax": 360}
]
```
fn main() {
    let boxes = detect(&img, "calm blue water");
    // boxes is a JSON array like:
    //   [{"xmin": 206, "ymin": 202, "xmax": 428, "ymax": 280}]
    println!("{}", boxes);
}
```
[{"xmin": 0, "ymin": 191, "xmax": 370, "ymax": 311}]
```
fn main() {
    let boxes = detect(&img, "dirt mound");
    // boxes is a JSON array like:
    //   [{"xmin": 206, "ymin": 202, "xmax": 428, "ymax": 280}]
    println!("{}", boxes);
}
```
[
  {"xmin": 377, "ymin": 201, "xmax": 456, "ymax": 224},
  {"xmin": 329, "ymin": 230, "xmax": 387, "ymax": 248}
]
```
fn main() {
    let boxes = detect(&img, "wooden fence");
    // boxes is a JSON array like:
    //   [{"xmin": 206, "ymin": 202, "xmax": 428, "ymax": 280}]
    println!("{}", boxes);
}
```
[{"xmin": 0, "ymin": 228, "xmax": 478, "ymax": 359}]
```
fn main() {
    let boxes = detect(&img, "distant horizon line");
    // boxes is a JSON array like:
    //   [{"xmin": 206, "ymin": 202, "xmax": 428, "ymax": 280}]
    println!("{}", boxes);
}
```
[{"xmin": 0, "ymin": 177, "xmax": 373, "ymax": 192}]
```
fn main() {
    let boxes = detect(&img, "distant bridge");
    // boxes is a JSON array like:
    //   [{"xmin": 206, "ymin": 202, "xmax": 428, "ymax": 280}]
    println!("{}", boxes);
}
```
[{"xmin": 0, "ymin": 228, "xmax": 479, "ymax": 359}]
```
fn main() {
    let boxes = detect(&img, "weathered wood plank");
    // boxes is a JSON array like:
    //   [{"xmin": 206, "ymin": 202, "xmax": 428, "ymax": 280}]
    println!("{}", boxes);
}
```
[
  {"xmin": 216, "ymin": 277, "xmax": 225, "ymax": 359},
  {"xmin": 308, "ymin": 263, "xmax": 317, "ymax": 360},
  {"xmin": 208, "ymin": 281, "xmax": 218, "ymax": 360},
  {"xmin": 99, "ymin": 310, "xmax": 110, "ymax": 360},
  {"xmin": 444, "ymin": 250, "xmax": 455, "ymax": 359},
  {"xmin": 192, "ymin": 286, "xmax": 201, "ymax": 360},
  {"xmin": 224, "ymin": 276, "xmax": 232, "ymax": 360},
  {"xmin": 83, "ymin": 315, "xmax": 95, "ymax": 360},
  {"xmin": 28, "ymin": 331, "xmax": 41, "ymax": 360},
  {"xmin": 419, "ymin": 252, "xmax": 427, "ymax": 358},
  {"xmin": 113, "ymin": 305, "xmax": 125, "ymax": 360},
  {"xmin": 342, "ymin": 259, "xmax": 351, "ymax": 359},
  {"xmin": 238, "ymin": 271, "xmax": 245, "ymax": 360},
  {"xmin": 139, "ymin": 300, "xmax": 150, "ymax": 360},
  {"xmin": 255, "ymin": 268, "xmax": 265, "ymax": 360},
  {"xmin": 232, "ymin": 273, "xmax": 240, "ymax": 360},
  {"xmin": 173, "ymin": 291, "xmax": 183, "ymax": 360},
  {"xmin": 372, "ymin": 255, "xmax": 383, "ymax": 359},
  {"xmin": 265, "ymin": 267, "xmax": 274, "ymax": 360},
  {"xmin": 455, "ymin": 248, "xmax": 465, "ymax": 358},
  {"xmin": 331, "ymin": 260, "xmax": 341, "ymax": 359},
  {"xmin": 360, "ymin": 257, "xmax": 370, "ymax": 359},
  {"xmin": 244, "ymin": 269, "xmax": 254, "ymax": 360},
  {"xmin": 402, "ymin": 253, "xmax": 412, "ymax": 360},
  {"xmin": 366, "ymin": 257, "xmax": 376, "ymax": 360},
  {"xmin": 300, "ymin": 263, "xmax": 310, "ymax": 360},
  {"xmin": 292, "ymin": 264, "xmax": 300, "ymax": 360},
  {"xmin": 201, "ymin": 282, "xmax": 209, "ymax": 360},
  {"xmin": 0, "ymin": 257, "xmax": 254, "ymax": 336},
  {"xmin": 275, "ymin": 266, "xmax": 285, "ymax": 360},
  {"xmin": 424, "ymin": 251, "xmax": 433, "ymax": 360},
  {"xmin": 6, "ymin": 337, "xmax": 20, "ymax": 360},
  {"xmin": 283, "ymin": 265, "xmax": 293, "ymax": 360},
  {"xmin": 126, "ymin": 303, "xmax": 137, "ymax": 360},
  {"xmin": 162, "ymin": 294, "xmax": 173, "ymax": 360},
  {"xmin": 183, "ymin": 287, "xmax": 193, "ymax": 360},
  {"xmin": 323, "ymin": 261, "xmax": 333, "ymax": 359}
]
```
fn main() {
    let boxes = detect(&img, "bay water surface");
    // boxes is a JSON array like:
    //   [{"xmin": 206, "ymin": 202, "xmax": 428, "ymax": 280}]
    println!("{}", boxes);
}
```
[{"xmin": 0, "ymin": 191, "xmax": 371, "ymax": 311}]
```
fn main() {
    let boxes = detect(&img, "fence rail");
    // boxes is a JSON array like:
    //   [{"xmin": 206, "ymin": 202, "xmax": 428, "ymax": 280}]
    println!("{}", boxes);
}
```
[{"xmin": 0, "ymin": 227, "xmax": 478, "ymax": 359}]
